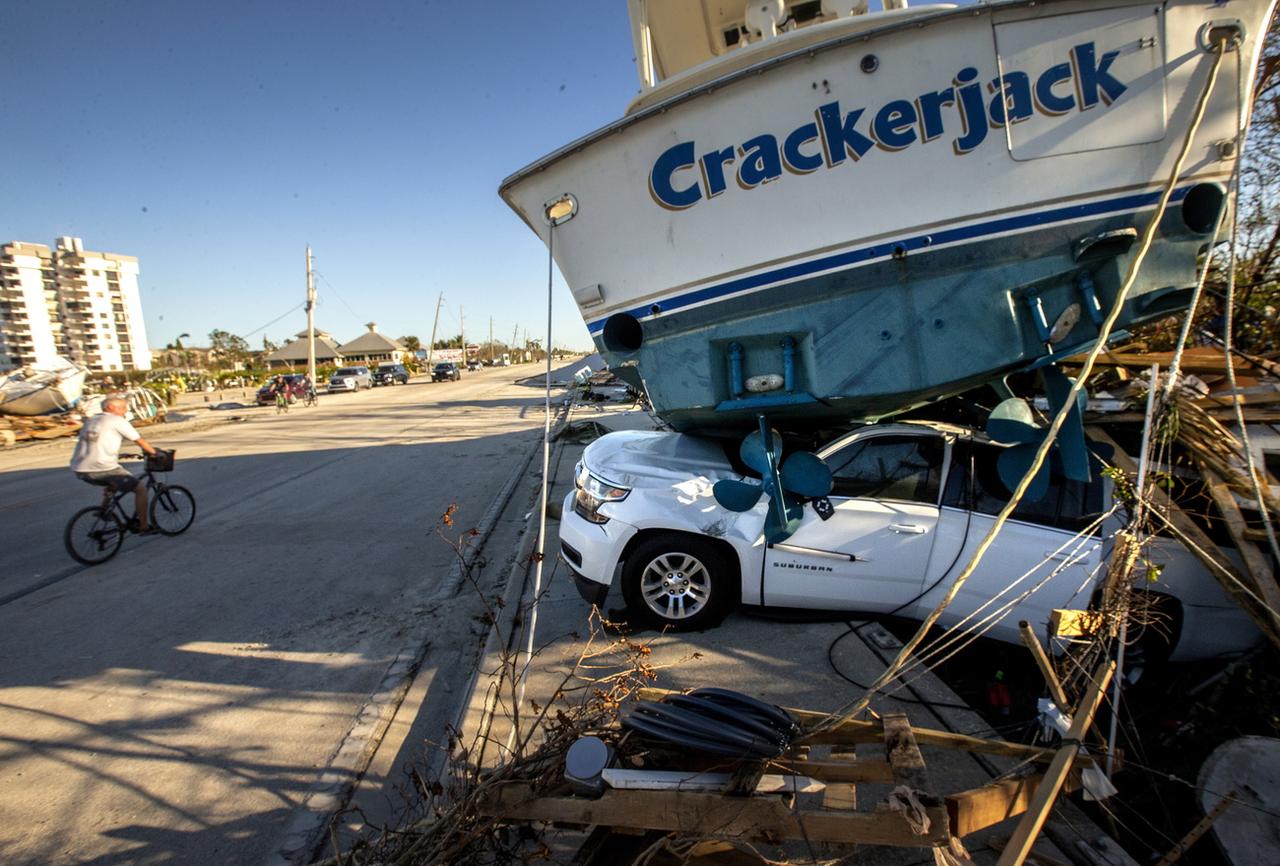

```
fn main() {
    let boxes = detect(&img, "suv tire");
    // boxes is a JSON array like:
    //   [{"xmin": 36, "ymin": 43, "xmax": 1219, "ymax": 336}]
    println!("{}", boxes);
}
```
[{"xmin": 621, "ymin": 533, "xmax": 734, "ymax": 631}]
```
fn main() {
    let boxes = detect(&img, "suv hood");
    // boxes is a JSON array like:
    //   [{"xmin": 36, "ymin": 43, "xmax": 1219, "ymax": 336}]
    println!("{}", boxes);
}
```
[{"xmin": 582, "ymin": 431, "xmax": 737, "ymax": 489}]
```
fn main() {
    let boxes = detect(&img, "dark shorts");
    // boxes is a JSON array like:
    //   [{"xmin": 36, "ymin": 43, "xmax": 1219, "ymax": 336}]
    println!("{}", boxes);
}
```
[{"xmin": 77, "ymin": 467, "xmax": 140, "ymax": 493}]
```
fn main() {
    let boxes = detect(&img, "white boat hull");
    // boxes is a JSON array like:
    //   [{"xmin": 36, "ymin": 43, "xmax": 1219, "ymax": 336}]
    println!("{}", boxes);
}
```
[
  {"xmin": 502, "ymin": 0, "xmax": 1276, "ymax": 431},
  {"xmin": 0, "ymin": 367, "xmax": 88, "ymax": 416}
]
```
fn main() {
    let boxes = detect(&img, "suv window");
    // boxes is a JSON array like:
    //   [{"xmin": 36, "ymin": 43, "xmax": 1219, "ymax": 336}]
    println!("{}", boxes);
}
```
[
  {"xmin": 941, "ymin": 440, "xmax": 1104, "ymax": 532},
  {"xmin": 336, "ymin": 368, "xmax": 359, "ymax": 376},
  {"xmin": 824, "ymin": 434, "xmax": 944, "ymax": 504}
]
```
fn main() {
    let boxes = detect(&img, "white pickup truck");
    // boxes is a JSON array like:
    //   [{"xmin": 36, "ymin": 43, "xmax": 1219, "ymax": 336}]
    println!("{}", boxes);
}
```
[{"xmin": 558, "ymin": 421, "xmax": 1258, "ymax": 661}]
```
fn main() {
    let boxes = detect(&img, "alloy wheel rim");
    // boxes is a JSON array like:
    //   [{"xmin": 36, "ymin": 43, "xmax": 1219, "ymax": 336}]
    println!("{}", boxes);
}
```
[{"xmin": 639, "ymin": 552, "xmax": 711, "ymax": 620}]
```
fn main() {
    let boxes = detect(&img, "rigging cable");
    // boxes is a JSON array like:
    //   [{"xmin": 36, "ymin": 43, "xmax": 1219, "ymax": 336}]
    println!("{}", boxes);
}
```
[
  {"xmin": 879, "ymin": 509, "xmax": 1116, "ymax": 697},
  {"xmin": 811, "ymin": 41, "xmax": 1232, "ymax": 735}
]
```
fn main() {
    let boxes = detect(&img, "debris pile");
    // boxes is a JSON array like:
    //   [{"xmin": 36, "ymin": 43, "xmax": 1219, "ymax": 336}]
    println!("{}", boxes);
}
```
[
  {"xmin": 0, "ymin": 412, "xmax": 83, "ymax": 446},
  {"xmin": 0, "ymin": 387, "xmax": 166, "ymax": 447}
]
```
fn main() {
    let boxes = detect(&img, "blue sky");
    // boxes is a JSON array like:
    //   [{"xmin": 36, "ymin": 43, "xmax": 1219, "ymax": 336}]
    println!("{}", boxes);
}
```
[{"xmin": 0, "ymin": 0, "xmax": 638, "ymax": 352}]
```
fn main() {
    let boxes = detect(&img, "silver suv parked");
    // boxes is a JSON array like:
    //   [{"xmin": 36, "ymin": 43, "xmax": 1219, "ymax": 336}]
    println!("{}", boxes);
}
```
[{"xmin": 327, "ymin": 366, "xmax": 372, "ymax": 392}]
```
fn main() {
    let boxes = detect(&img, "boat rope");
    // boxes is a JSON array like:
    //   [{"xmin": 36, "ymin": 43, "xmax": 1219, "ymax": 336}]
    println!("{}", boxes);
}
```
[
  {"xmin": 513, "ymin": 213, "xmax": 559, "ymax": 734},
  {"xmin": 1220, "ymin": 43, "xmax": 1280, "ymax": 567},
  {"xmin": 810, "ymin": 40, "xmax": 1231, "ymax": 735}
]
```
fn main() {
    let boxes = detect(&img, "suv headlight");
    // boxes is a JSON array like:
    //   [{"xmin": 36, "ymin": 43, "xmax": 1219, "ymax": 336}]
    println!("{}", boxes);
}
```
[{"xmin": 573, "ymin": 461, "xmax": 630, "ymax": 524}]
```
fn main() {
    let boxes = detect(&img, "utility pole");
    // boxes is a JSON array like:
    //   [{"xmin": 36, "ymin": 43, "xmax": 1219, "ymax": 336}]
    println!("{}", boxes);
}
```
[
  {"xmin": 512, "ymin": 324, "xmax": 520, "ymax": 362},
  {"xmin": 489, "ymin": 316, "xmax": 494, "ymax": 364},
  {"xmin": 459, "ymin": 305, "xmax": 466, "ymax": 370},
  {"xmin": 305, "ymin": 246, "xmax": 317, "ymax": 386},
  {"xmin": 426, "ymin": 292, "xmax": 443, "ymax": 366}
]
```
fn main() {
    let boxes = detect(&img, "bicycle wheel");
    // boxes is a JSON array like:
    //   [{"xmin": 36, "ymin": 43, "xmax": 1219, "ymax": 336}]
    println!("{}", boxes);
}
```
[
  {"xmin": 65, "ymin": 506, "xmax": 126, "ymax": 565},
  {"xmin": 150, "ymin": 485, "xmax": 196, "ymax": 535}
]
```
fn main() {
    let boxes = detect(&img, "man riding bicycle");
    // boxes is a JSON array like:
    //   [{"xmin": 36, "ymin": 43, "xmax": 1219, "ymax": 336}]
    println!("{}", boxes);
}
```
[{"xmin": 70, "ymin": 395, "xmax": 161, "ymax": 533}]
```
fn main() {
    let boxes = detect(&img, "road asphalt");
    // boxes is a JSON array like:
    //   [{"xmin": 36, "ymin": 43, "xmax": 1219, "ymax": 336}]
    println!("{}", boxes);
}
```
[{"xmin": 0, "ymin": 363, "xmax": 577, "ymax": 865}]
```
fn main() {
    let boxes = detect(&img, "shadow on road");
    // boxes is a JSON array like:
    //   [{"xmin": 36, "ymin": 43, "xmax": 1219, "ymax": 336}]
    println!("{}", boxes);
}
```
[{"xmin": 0, "ymin": 427, "xmax": 538, "ymax": 865}]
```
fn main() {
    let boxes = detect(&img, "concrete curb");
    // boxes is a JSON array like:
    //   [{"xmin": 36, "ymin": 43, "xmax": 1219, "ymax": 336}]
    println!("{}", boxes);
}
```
[
  {"xmin": 447, "ymin": 402, "xmax": 574, "ymax": 777},
  {"xmin": 263, "ymin": 412, "xmax": 556, "ymax": 866}
]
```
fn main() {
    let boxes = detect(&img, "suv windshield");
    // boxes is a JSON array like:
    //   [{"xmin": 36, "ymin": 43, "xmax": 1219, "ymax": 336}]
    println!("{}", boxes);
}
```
[
  {"xmin": 335, "ymin": 368, "xmax": 359, "ymax": 376},
  {"xmin": 434, "ymin": 363, "xmax": 453, "ymax": 370}
]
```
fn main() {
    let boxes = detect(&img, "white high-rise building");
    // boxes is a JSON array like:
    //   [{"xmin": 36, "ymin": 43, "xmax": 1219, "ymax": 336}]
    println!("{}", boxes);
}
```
[
  {"xmin": 0, "ymin": 241, "xmax": 59, "ymax": 369},
  {"xmin": 0, "ymin": 237, "xmax": 151, "ymax": 372}
]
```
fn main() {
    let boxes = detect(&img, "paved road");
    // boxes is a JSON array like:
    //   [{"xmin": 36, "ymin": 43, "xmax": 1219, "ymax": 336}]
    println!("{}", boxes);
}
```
[{"xmin": 0, "ymin": 365, "xmax": 564, "ymax": 865}]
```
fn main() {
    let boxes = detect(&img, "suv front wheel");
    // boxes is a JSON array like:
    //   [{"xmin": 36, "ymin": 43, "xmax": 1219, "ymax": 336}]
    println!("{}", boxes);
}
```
[{"xmin": 621, "ymin": 534, "xmax": 734, "ymax": 631}]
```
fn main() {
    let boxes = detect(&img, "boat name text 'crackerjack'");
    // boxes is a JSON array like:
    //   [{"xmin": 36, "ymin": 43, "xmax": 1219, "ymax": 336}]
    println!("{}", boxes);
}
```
[{"xmin": 649, "ymin": 41, "xmax": 1128, "ymax": 210}]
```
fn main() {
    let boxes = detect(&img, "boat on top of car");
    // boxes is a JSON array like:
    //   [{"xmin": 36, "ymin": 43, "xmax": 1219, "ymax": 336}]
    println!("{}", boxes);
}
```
[
  {"xmin": 501, "ymin": 0, "xmax": 1277, "ymax": 434},
  {"xmin": 558, "ymin": 421, "xmax": 1259, "ymax": 662}
]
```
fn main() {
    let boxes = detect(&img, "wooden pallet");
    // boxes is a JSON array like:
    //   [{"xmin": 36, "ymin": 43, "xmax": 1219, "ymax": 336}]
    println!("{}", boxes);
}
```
[{"xmin": 478, "ymin": 682, "xmax": 1112, "ymax": 864}]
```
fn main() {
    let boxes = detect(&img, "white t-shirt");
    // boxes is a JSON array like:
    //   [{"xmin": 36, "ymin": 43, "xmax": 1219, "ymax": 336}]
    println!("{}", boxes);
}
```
[{"xmin": 70, "ymin": 413, "xmax": 141, "ymax": 473}]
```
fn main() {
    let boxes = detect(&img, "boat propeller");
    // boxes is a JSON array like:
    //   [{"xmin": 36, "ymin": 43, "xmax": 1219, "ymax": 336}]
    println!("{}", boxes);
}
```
[
  {"xmin": 712, "ymin": 415, "xmax": 832, "ymax": 543},
  {"xmin": 985, "ymin": 366, "xmax": 1108, "ymax": 500}
]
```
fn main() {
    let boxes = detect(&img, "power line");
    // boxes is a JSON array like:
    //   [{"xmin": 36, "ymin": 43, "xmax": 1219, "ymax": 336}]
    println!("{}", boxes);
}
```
[
  {"xmin": 242, "ymin": 302, "xmax": 305, "ymax": 338},
  {"xmin": 312, "ymin": 270, "xmax": 365, "ymax": 326}
]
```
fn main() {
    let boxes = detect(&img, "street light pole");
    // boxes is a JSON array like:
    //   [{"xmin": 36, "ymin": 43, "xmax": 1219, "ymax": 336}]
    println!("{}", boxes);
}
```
[{"xmin": 459, "ymin": 305, "xmax": 465, "ymax": 370}]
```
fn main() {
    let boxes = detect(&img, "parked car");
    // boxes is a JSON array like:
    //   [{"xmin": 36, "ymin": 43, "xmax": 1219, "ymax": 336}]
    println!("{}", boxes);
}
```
[
  {"xmin": 558, "ymin": 422, "xmax": 1260, "ymax": 662},
  {"xmin": 256, "ymin": 374, "xmax": 312, "ymax": 405},
  {"xmin": 372, "ymin": 364, "xmax": 410, "ymax": 386},
  {"xmin": 432, "ymin": 362, "xmax": 461, "ymax": 382},
  {"xmin": 327, "ymin": 366, "xmax": 372, "ymax": 392}
]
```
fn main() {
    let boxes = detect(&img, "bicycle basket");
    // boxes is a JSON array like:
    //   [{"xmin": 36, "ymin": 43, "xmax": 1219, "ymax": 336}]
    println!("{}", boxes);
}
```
[{"xmin": 146, "ymin": 450, "xmax": 175, "ymax": 472}]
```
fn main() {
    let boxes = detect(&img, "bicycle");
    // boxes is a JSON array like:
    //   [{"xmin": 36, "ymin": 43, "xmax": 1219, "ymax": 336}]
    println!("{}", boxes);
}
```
[
  {"xmin": 302, "ymin": 386, "xmax": 318, "ymax": 408},
  {"xmin": 275, "ymin": 391, "xmax": 290, "ymax": 414},
  {"xmin": 64, "ymin": 450, "xmax": 196, "ymax": 565}
]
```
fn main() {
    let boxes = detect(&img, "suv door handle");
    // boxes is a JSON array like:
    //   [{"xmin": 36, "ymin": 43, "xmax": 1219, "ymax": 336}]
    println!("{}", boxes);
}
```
[{"xmin": 889, "ymin": 524, "xmax": 928, "ymax": 535}]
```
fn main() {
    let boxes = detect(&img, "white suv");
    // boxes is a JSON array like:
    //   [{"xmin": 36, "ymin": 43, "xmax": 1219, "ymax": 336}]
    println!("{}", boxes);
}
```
[
  {"xmin": 327, "ymin": 366, "xmax": 372, "ymax": 392},
  {"xmin": 558, "ymin": 423, "xmax": 1259, "ymax": 662}
]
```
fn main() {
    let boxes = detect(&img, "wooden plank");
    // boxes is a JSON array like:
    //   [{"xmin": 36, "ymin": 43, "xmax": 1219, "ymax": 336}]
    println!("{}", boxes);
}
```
[
  {"xmin": 599, "ymin": 768, "xmax": 824, "ymax": 794},
  {"xmin": 947, "ymin": 773, "xmax": 1082, "ymax": 838},
  {"xmin": 1200, "ymin": 468, "xmax": 1280, "ymax": 620},
  {"xmin": 995, "ymin": 661, "xmax": 1116, "ymax": 866},
  {"xmin": 883, "ymin": 712, "xmax": 933, "ymax": 796},
  {"xmin": 987, "ymin": 835, "xmax": 1073, "ymax": 866},
  {"xmin": 1153, "ymin": 790, "xmax": 1235, "ymax": 866},
  {"xmin": 821, "ymin": 746, "xmax": 858, "ymax": 811},
  {"xmin": 1018, "ymin": 621, "xmax": 1070, "ymax": 709},
  {"xmin": 775, "ymin": 757, "xmax": 894, "ymax": 784},
  {"xmin": 1068, "ymin": 349, "xmax": 1279, "ymax": 377},
  {"xmin": 477, "ymin": 782, "xmax": 951, "ymax": 847}
]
